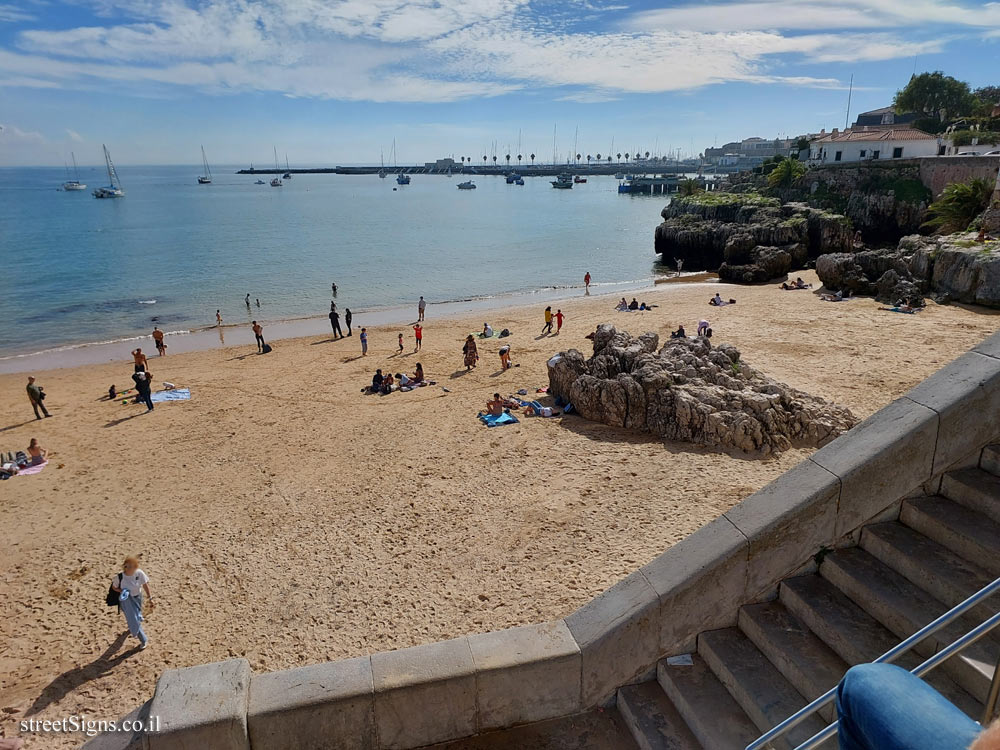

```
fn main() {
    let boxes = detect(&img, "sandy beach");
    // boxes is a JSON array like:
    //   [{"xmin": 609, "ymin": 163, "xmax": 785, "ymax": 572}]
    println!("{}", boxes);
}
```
[{"xmin": 1, "ymin": 271, "xmax": 997, "ymax": 748}]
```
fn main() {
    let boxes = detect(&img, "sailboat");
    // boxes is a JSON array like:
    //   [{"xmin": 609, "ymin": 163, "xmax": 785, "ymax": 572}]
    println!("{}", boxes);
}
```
[
  {"xmin": 378, "ymin": 149, "xmax": 387, "ymax": 178},
  {"xmin": 198, "ymin": 145, "xmax": 213, "ymax": 184},
  {"xmin": 92, "ymin": 144, "xmax": 124, "ymax": 198},
  {"xmin": 392, "ymin": 138, "xmax": 410, "ymax": 184},
  {"xmin": 270, "ymin": 147, "xmax": 283, "ymax": 187},
  {"xmin": 283, "ymin": 154, "xmax": 292, "ymax": 180},
  {"xmin": 62, "ymin": 152, "xmax": 86, "ymax": 191}
]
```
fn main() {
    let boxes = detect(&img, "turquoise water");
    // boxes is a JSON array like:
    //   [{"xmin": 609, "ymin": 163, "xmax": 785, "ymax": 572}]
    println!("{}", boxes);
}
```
[{"xmin": 0, "ymin": 166, "xmax": 673, "ymax": 355}]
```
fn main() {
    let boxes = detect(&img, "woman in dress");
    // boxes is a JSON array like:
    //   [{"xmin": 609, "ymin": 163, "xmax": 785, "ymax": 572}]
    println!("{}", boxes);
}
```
[{"xmin": 463, "ymin": 335, "xmax": 479, "ymax": 370}]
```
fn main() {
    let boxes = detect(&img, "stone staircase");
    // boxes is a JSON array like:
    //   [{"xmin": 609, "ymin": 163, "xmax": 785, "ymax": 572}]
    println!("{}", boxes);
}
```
[{"xmin": 613, "ymin": 446, "xmax": 1000, "ymax": 750}]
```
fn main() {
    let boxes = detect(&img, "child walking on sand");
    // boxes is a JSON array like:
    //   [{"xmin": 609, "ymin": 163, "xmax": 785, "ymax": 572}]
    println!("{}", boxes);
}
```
[
  {"xmin": 360, "ymin": 328, "xmax": 368, "ymax": 356},
  {"xmin": 398, "ymin": 333, "xmax": 404, "ymax": 353},
  {"xmin": 413, "ymin": 324, "xmax": 422, "ymax": 351},
  {"xmin": 110, "ymin": 556, "xmax": 155, "ymax": 649}
]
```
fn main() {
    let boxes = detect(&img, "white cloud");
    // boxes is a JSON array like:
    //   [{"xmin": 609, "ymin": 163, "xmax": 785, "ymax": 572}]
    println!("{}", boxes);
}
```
[
  {"xmin": 0, "ymin": 0, "xmax": 989, "ymax": 103},
  {"xmin": 66, "ymin": 128, "xmax": 83, "ymax": 141},
  {"xmin": 0, "ymin": 123, "xmax": 47, "ymax": 144},
  {"xmin": 0, "ymin": 4, "xmax": 35, "ymax": 23}
]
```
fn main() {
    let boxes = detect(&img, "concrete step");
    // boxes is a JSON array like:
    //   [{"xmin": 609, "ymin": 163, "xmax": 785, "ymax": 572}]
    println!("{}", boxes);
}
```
[
  {"xmin": 901, "ymin": 496, "xmax": 1000, "ymax": 576},
  {"xmin": 821, "ymin": 548, "xmax": 997, "ymax": 704},
  {"xmin": 657, "ymin": 654, "xmax": 760, "ymax": 750},
  {"xmin": 428, "ymin": 706, "xmax": 639, "ymax": 749},
  {"xmin": 980, "ymin": 444, "xmax": 1000, "ymax": 477},
  {"xmin": 861, "ymin": 522, "xmax": 1000, "ymax": 627},
  {"xmin": 738, "ymin": 602, "xmax": 846, "ymax": 723},
  {"xmin": 941, "ymin": 468, "xmax": 1000, "ymax": 525},
  {"xmin": 698, "ymin": 628, "xmax": 830, "ymax": 750},
  {"xmin": 617, "ymin": 681, "xmax": 703, "ymax": 750},
  {"xmin": 779, "ymin": 574, "xmax": 982, "ymax": 720}
]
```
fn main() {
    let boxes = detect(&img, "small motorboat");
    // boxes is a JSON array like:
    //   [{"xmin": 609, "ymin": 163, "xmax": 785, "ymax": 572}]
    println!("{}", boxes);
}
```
[
  {"xmin": 396, "ymin": 173, "xmax": 411, "ymax": 185},
  {"xmin": 254, "ymin": 179, "xmax": 266, "ymax": 185},
  {"xmin": 270, "ymin": 177, "xmax": 282, "ymax": 187},
  {"xmin": 551, "ymin": 173, "xmax": 573, "ymax": 189},
  {"xmin": 515, "ymin": 177, "xmax": 525, "ymax": 185},
  {"xmin": 457, "ymin": 180, "xmax": 477, "ymax": 190},
  {"xmin": 614, "ymin": 172, "xmax": 625, "ymax": 180},
  {"xmin": 505, "ymin": 173, "xmax": 521, "ymax": 184},
  {"xmin": 574, "ymin": 175, "xmax": 587, "ymax": 183}
]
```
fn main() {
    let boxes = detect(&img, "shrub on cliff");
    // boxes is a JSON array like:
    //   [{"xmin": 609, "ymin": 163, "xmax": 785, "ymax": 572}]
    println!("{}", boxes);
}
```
[
  {"xmin": 767, "ymin": 157, "xmax": 807, "ymax": 189},
  {"xmin": 922, "ymin": 178, "xmax": 994, "ymax": 233}
]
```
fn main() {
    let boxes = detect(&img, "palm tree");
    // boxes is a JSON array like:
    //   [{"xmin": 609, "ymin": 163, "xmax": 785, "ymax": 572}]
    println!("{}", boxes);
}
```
[
  {"xmin": 645, "ymin": 151, "xmax": 650, "ymax": 161},
  {"xmin": 616, "ymin": 152, "xmax": 622, "ymax": 163},
  {"xmin": 606, "ymin": 155, "xmax": 612, "ymax": 164},
  {"xmin": 678, "ymin": 179, "xmax": 703, "ymax": 197},
  {"xmin": 922, "ymin": 177, "xmax": 993, "ymax": 233},
  {"xmin": 505, "ymin": 153, "xmax": 511, "ymax": 168},
  {"xmin": 575, "ymin": 153, "xmax": 581, "ymax": 165},
  {"xmin": 766, "ymin": 157, "xmax": 807, "ymax": 189},
  {"xmin": 492, "ymin": 155, "xmax": 497, "ymax": 168},
  {"xmin": 587, "ymin": 155, "xmax": 591, "ymax": 167},
  {"xmin": 483, "ymin": 155, "xmax": 487, "ymax": 166},
  {"xmin": 530, "ymin": 153, "xmax": 535, "ymax": 165},
  {"xmin": 624, "ymin": 152, "xmax": 630, "ymax": 163},
  {"xmin": 517, "ymin": 154, "xmax": 522, "ymax": 167},
  {"xmin": 460, "ymin": 157, "xmax": 465, "ymax": 167},
  {"xmin": 596, "ymin": 153, "xmax": 601, "ymax": 163}
]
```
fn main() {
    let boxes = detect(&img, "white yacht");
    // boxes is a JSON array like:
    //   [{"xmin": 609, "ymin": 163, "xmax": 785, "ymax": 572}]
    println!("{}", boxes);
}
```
[
  {"xmin": 92, "ymin": 145, "xmax": 124, "ymax": 198},
  {"xmin": 198, "ymin": 146, "xmax": 213, "ymax": 184},
  {"xmin": 63, "ymin": 152, "xmax": 87, "ymax": 191}
]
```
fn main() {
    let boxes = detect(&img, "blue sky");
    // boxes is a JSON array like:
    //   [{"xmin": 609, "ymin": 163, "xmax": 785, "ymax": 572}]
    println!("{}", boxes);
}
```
[{"xmin": 0, "ymin": 0, "xmax": 997, "ymax": 166}]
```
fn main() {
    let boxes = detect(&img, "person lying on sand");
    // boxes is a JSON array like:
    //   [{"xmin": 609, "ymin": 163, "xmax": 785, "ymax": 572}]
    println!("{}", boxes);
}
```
[
  {"xmin": 670, "ymin": 325, "xmax": 686, "ymax": 339},
  {"xmin": 781, "ymin": 277, "xmax": 812, "ymax": 290},
  {"xmin": 820, "ymin": 290, "xmax": 850, "ymax": 302},
  {"xmin": 486, "ymin": 393, "xmax": 504, "ymax": 417}
]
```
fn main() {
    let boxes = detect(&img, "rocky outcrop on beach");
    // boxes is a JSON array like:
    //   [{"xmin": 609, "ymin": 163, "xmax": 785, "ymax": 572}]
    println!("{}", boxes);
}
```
[
  {"xmin": 547, "ymin": 324, "xmax": 857, "ymax": 456},
  {"xmin": 654, "ymin": 194, "xmax": 852, "ymax": 283},
  {"xmin": 815, "ymin": 232, "xmax": 1000, "ymax": 308}
]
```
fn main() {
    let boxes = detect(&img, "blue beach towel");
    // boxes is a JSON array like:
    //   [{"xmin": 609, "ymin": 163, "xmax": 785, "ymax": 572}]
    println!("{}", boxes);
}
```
[
  {"xmin": 150, "ymin": 388, "xmax": 191, "ymax": 403},
  {"xmin": 479, "ymin": 412, "xmax": 519, "ymax": 427}
]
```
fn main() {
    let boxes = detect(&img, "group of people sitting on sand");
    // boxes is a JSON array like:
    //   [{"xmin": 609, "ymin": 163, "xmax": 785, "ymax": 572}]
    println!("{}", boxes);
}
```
[
  {"xmin": 615, "ymin": 298, "xmax": 658, "ymax": 311},
  {"xmin": 780, "ymin": 277, "xmax": 812, "ymax": 290},
  {"xmin": 368, "ymin": 363, "xmax": 426, "ymax": 394},
  {"xmin": 1, "ymin": 438, "xmax": 47, "ymax": 478}
]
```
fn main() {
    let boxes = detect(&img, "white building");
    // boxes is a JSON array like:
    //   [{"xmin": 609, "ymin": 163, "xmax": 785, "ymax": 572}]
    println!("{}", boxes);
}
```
[{"xmin": 808, "ymin": 127, "xmax": 940, "ymax": 166}]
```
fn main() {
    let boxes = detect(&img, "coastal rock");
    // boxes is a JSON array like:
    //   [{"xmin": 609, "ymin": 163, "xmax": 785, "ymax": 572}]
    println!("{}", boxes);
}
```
[
  {"xmin": 654, "ymin": 194, "xmax": 851, "ymax": 283},
  {"xmin": 815, "ymin": 248, "xmax": 920, "ymax": 304},
  {"xmin": 547, "ymin": 324, "xmax": 858, "ymax": 456},
  {"xmin": 906, "ymin": 233, "xmax": 1000, "ymax": 307}
]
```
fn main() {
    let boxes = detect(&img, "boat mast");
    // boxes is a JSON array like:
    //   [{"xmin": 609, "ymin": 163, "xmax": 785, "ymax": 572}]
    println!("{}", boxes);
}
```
[{"xmin": 71, "ymin": 152, "xmax": 81, "ymax": 180}]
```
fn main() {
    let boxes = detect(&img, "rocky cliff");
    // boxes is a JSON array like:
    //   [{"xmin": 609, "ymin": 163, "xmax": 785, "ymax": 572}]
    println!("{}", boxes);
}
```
[
  {"xmin": 654, "ymin": 194, "xmax": 852, "ymax": 283},
  {"xmin": 547, "ymin": 324, "xmax": 857, "ymax": 456},
  {"xmin": 816, "ymin": 232, "xmax": 1000, "ymax": 307}
]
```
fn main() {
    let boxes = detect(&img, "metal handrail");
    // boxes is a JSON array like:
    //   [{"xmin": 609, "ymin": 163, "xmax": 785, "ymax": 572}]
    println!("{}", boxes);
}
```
[{"xmin": 746, "ymin": 577, "xmax": 1000, "ymax": 750}]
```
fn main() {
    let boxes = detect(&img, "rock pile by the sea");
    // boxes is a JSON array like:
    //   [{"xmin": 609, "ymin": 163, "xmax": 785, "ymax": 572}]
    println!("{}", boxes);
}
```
[
  {"xmin": 654, "ymin": 194, "xmax": 852, "ymax": 283},
  {"xmin": 547, "ymin": 325, "xmax": 857, "ymax": 456},
  {"xmin": 816, "ymin": 232, "xmax": 1000, "ymax": 307}
]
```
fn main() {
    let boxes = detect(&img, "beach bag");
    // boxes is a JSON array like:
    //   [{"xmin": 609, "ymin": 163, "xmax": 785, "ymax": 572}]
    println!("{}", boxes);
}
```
[
  {"xmin": 499, "ymin": 329, "xmax": 510, "ymax": 338},
  {"xmin": 262, "ymin": 343, "xmax": 273, "ymax": 354},
  {"xmin": 106, "ymin": 573, "xmax": 123, "ymax": 607},
  {"xmin": 15, "ymin": 451, "xmax": 28, "ymax": 467}
]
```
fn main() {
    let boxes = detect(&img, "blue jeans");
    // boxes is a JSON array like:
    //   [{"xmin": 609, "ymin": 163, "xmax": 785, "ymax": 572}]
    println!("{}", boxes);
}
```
[
  {"xmin": 120, "ymin": 592, "xmax": 148, "ymax": 647},
  {"xmin": 836, "ymin": 664, "xmax": 980, "ymax": 750}
]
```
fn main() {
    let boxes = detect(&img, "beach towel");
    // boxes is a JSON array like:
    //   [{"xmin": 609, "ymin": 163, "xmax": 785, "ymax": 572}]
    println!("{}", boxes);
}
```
[
  {"xmin": 879, "ymin": 307, "xmax": 921, "ymax": 314},
  {"xmin": 475, "ymin": 331, "xmax": 499, "ymax": 338},
  {"xmin": 16, "ymin": 461, "xmax": 47, "ymax": 476},
  {"xmin": 479, "ymin": 412, "xmax": 519, "ymax": 427},
  {"xmin": 150, "ymin": 388, "xmax": 191, "ymax": 403}
]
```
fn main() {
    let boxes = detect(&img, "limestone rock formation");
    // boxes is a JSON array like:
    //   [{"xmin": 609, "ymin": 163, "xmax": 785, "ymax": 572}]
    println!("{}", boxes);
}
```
[
  {"xmin": 547, "ymin": 325, "xmax": 857, "ymax": 456},
  {"xmin": 654, "ymin": 195, "xmax": 852, "ymax": 283},
  {"xmin": 816, "ymin": 233, "xmax": 1000, "ymax": 308}
]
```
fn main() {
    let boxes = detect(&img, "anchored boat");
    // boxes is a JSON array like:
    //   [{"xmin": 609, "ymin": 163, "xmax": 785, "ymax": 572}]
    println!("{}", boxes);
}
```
[
  {"xmin": 92, "ymin": 144, "xmax": 124, "ymax": 198},
  {"xmin": 62, "ymin": 152, "xmax": 86, "ymax": 191}
]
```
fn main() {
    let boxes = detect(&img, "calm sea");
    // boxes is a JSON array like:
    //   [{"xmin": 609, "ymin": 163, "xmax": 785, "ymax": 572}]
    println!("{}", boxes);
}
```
[{"xmin": 0, "ymin": 166, "xmax": 675, "ymax": 356}]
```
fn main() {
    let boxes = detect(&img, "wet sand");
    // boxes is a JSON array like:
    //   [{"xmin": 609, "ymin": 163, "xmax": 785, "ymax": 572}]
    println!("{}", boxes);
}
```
[{"xmin": 1, "ymin": 270, "xmax": 996, "ymax": 748}]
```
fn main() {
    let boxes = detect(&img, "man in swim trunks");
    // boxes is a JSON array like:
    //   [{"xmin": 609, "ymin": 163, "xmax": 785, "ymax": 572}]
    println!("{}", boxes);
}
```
[
  {"xmin": 152, "ymin": 327, "xmax": 166, "ymax": 356},
  {"xmin": 486, "ymin": 393, "xmax": 504, "ymax": 416},
  {"xmin": 132, "ymin": 348, "xmax": 148, "ymax": 373},
  {"xmin": 252, "ymin": 321, "xmax": 265, "ymax": 353}
]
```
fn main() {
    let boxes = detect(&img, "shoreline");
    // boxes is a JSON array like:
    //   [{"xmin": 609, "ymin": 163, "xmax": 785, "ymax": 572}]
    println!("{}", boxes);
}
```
[{"xmin": 0, "ymin": 275, "xmax": 716, "ymax": 375}]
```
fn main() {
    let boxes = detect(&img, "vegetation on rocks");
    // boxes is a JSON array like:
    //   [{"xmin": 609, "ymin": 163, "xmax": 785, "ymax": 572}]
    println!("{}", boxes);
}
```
[{"xmin": 922, "ymin": 178, "xmax": 994, "ymax": 234}]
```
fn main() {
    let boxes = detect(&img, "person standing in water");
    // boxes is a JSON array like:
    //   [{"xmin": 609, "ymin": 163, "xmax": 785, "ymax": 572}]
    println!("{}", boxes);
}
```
[
  {"xmin": 418, "ymin": 296, "xmax": 426, "ymax": 322},
  {"xmin": 245, "ymin": 293, "xmax": 251, "ymax": 308},
  {"xmin": 216, "ymin": 310, "xmax": 223, "ymax": 326},
  {"xmin": 344, "ymin": 308, "xmax": 352, "ymax": 336},
  {"xmin": 256, "ymin": 298, "xmax": 261, "ymax": 307},
  {"xmin": 331, "ymin": 282, "xmax": 338, "ymax": 296},
  {"xmin": 110, "ymin": 556, "xmax": 154, "ymax": 649},
  {"xmin": 152, "ymin": 327, "xmax": 166, "ymax": 356},
  {"xmin": 584, "ymin": 272, "xmax": 591, "ymax": 293},
  {"xmin": 252, "ymin": 321, "xmax": 265, "ymax": 353}
]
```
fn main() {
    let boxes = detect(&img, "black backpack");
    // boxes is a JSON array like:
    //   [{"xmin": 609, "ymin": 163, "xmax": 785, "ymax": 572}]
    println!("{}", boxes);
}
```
[{"xmin": 106, "ymin": 573, "xmax": 123, "ymax": 607}]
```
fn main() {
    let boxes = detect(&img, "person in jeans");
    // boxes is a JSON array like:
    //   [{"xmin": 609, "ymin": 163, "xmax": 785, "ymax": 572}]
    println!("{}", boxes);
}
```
[
  {"xmin": 329, "ymin": 308, "xmax": 343, "ymax": 339},
  {"xmin": 252, "ymin": 321, "xmax": 265, "ymax": 353},
  {"xmin": 836, "ymin": 663, "xmax": 997, "ymax": 750},
  {"xmin": 26, "ymin": 377, "xmax": 49, "ymax": 419},
  {"xmin": 110, "ymin": 556, "xmax": 155, "ymax": 649},
  {"xmin": 133, "ymin": 371, "xmax": 154, "ymax": 412}
]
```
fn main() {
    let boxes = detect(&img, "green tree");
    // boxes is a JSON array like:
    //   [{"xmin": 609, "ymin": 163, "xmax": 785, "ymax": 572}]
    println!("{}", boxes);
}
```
[
  {"xmin": 678, "ymin": 179, "xmax": 703, "ymax": 197},
  {"xmin": 922, "ymin": 178, "xmax": 993, "ymax": 233},
  {"xmin": 766, "ymin": 157, "xmax": 806, "ymax": 188},
  {"xmin": 893, "ymin": 71, "xmax": 974, "ymax": 122}
]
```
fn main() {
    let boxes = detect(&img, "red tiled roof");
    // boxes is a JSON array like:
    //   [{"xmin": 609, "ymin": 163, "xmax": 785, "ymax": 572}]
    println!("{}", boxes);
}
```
[{"xmin": 812, "ymin": 127, "xmax": 937, "ymax": 143}]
